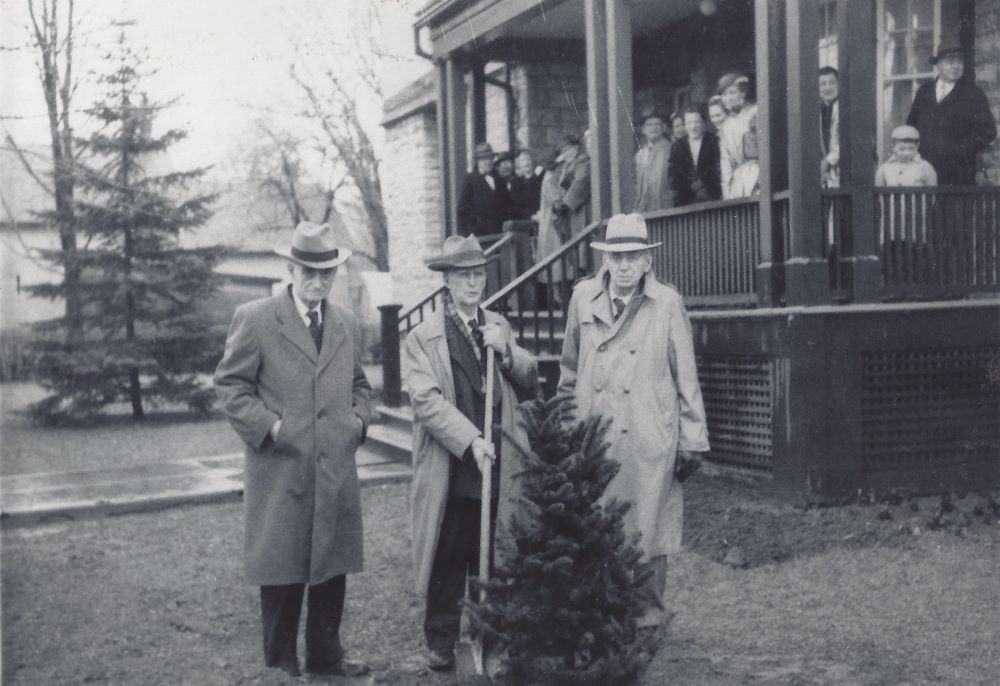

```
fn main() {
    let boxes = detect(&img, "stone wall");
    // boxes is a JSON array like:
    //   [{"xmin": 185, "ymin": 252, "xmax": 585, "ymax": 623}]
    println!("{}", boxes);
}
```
[
  {"xmin": 382, "ymin": 103, "xmax": 444, "ymax": 309},
  {"xmin": 976, "ymin": 0, "xmax": 1000, "ymax": 185}
]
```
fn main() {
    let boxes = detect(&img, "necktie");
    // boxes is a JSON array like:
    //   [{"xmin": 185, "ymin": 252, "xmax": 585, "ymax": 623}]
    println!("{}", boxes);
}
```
[
  {"xmin": 468, "ymin": 318, "xmax": 485, "ymax": 362},
  {"xmin": 613, "ymin": 297, "xmax": 626, "ymax": 321},
  {"xmin": 307, "ymin": 309, "xmax": 322, "ymax": 352}
]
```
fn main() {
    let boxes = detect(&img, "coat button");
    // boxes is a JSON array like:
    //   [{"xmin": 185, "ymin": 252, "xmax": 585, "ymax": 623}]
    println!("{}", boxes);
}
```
[
  {"xmin": 623, "ymin": 387, "xmax": 631, "ymax": 394},
  {"xmin": 629, "ymin": 349, "xmax": 636, "ymax": 355},
  {"xmin": 598, "ymin": 344, "xmax": 607, "ymax": 352},
  {"xmin": 594, "ymin": 384, "xmax": 603, "ymax": 392},
  {"xmin": 316, "ymin": 409, "xmax": 327, "ymax": 419},
  {"xmin": 621, "ymin": 427, "xmax": 628, "ymax": 434}
]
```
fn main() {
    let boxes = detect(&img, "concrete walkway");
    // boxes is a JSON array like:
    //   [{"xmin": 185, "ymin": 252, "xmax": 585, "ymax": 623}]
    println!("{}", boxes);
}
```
[{"xmin": 1, "ymin": 445, "xmax": 411, "ymax": 527}]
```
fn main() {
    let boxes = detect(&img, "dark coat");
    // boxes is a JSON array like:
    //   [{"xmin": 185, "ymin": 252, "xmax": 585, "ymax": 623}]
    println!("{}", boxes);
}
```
[
  {"xmin": 669, "ymin": 134, "xmax": 723, "ymax": 206},
  {"xmin": 906, "ymin": 78, "xmax": 997, "ymax": 185},
  {"xmin": 214, "ymin": 290, "xmax": 372, "ymax": 586},
  {"xmin": 457, "ymin": 171, "xmax": 511, "ymax": 236},
  {"xmin": 511, "ymin": 173, "xmax": 543, "ymax": 220}
]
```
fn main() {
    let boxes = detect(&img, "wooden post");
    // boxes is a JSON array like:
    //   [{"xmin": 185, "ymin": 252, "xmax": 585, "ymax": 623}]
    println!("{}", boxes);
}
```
[
  {"xmin": 436, "ymin": 61, "xmax": 450, "ymax": 237},
  {"xmin": 379, "ymin": 304, "xmax": 403, "ymax": 407},
  {"xmin": 754, "ymin": 0, "xmax": 785, "ymax": 307},
  {"xmin": 585, "ymin": 0, "xmax": 611, "ymax": 224},
  {"xmin": 606, "ymin": 0, "xmax": 635, "ymax": 215},
  {"xmin": 783, "ymin": 0, "xmax": 830, "ymax": 305},
  {"xmin": 838, "ymin": 0, "xmax": 881, "ymax": 302},
  {"xmin": 471, "ymin": 60, "xmax": 487, "ymax": 147},
  {"xmin": 445, "ymin": 57, "xmax": 468, "ymax": 237}
]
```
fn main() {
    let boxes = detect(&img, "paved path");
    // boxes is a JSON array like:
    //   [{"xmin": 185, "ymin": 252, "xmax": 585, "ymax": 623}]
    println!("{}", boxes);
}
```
[{"xmin": 1, "ymin": 445, "xmax": 411, "ymax": 527}]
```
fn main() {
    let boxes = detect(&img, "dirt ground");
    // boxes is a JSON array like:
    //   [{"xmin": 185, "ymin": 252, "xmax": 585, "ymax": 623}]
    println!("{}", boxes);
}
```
[{"xmin": 3, "ymin": 476, "xmax": 999, "ymax": 686}]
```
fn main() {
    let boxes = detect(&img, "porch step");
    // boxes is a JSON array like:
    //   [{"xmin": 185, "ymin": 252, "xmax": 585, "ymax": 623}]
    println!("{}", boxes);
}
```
[
  {"xmin": 365, "ymin": 421, "xmax": 412, "ymax": 464},
  {"xmin": 373, "ymin": 404, "xmax": 413, "ymax": 435}
]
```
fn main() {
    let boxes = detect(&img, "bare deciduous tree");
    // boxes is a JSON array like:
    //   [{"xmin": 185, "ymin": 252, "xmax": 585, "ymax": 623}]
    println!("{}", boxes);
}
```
[
  {"xmin": 284, "ymin": 7, "xmax": 390, "ymax": 271},
  {"xmin": 21, "ymin": 0, "xmax": 84, "ymax": 343}
]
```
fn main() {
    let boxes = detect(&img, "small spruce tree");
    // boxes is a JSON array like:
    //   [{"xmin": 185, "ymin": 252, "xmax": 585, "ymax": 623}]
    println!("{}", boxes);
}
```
[
  {"xmin": 28, "ymin": 29, "xmax": 224, "ymax": 422},
  {"xmin": 470, "ymin": 395, "xmax": 659, "ymax": 685}
]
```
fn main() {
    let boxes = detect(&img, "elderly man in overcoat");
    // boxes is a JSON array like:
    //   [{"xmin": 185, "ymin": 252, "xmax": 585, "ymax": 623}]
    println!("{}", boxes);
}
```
[
  {"xmin": 558, "ymin": 213, "xmax": 710, "ymax": 628},
  {"xmin": 402, "ymin": 235, "xmax": 537, "ymax": 671},
  {"xmin": 214, "ymin": 221, "xmax": 372, "ymax": 678},
  {"xmin": 906, "ymin": 40, "xmax": 996, "ymax": 185}
]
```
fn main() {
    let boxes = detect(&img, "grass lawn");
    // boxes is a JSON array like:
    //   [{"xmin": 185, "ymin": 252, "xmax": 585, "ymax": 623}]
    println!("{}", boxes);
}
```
[
  {"xmin": 0, "ymin": 383, "xmax": 243, "ymax": 476},
  {"xmin": 3, "ymin": 478, "xmax": 999, "ymax": 685}
]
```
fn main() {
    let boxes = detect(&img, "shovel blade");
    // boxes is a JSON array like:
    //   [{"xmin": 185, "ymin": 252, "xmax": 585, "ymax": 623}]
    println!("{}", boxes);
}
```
[{"xmin": 455, "ymin": 638, "xmax": 491, "ymax": 684}]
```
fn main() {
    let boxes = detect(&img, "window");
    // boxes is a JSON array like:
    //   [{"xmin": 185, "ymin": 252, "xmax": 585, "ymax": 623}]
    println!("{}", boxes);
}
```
[
  {"xmin": 876, "ymin": 0, "xmax": 961, "ymax": 158},
  {"xmin": 818, "ymin": 0, "xmax": 838, "ymax": 68}
]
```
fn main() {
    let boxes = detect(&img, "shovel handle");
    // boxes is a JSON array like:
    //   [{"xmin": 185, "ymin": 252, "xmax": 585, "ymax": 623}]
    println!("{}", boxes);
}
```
[{"xmin": 479, "ymin": 346, "xmax": 495, "ymax": 603}]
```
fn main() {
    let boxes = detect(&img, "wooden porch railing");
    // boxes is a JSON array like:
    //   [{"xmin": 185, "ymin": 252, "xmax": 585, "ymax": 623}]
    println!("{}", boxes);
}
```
[
  {"xmin": 645, "ymin": 198, "xmax": 760, "ymax": 308},
  {"xmin": 397, "ymin": 231, "xmax": 515, "ymax": 334},
  {"xmin": 821, "ymin": 189, "xmax": 853, "ymax": 302},
  {"xmin": 485, "ymin": 221, "xmax": 604, "ymax": 356},
  {"xmin": 875, "ymin": 186, "xmax": 1000, "ymax": 299}
]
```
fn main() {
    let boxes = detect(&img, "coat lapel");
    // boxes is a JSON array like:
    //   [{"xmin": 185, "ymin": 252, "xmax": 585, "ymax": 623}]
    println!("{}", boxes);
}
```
[
  {"xmin": 317, "ymin": 302, "xmax": 348, "ymax": 374},
  {"xmin": 423, "ymin": 313, "xmax": 456, "ymax": 401},
  {"xmin": 275, "ymin": 289, "xmax": 318, "ymax": 363}
]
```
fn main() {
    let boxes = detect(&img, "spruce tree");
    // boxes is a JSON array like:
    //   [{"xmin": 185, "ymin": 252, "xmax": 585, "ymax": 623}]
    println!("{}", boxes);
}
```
[
  {"xmin": 470, "ymin": 396, "xmax": 659, "ymax": 685},
  {"xmin": 29, "ymin": 30, "xmax": 224, "ymax": 423}
]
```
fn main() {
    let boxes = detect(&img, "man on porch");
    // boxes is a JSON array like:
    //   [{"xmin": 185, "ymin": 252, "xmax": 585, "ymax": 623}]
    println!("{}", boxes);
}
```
[
  {"xmin": 557, "ymin": 213, "xmax": 710, "ymax": 629},
  {"xmin": 906, "ymin": 39, "xmax": 996, "ymax": 186}
]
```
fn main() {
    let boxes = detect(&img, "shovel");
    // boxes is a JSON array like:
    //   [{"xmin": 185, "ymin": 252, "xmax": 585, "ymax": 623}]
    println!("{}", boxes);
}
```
[{"xmin": 455, "ymin": 345, "xmax": 496, "ymax": 685}]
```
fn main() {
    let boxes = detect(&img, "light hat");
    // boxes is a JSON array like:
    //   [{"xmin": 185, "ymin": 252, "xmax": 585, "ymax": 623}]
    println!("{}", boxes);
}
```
[
  {"xmin": 427, "ymin": 235, "xmax": 498, "ymax": 272},
  {"xmin": 891, "ymin": 125, "xmax": 920, "ymax": 142},
  {"xmin": 473, "ymin": 142, "xmax": 496, "ymax": 160},
  {"xmin": 274, "ymin": 221, "xmax": 351, "ymax": 269},
  {"xmin": 590, "ymin": 213, "xmax": 662, "ymax": 252}
]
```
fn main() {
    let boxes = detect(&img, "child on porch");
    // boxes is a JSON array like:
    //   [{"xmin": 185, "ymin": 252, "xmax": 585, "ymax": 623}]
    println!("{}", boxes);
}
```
[
  {"xmin": 874, "ymin": 125, "xmax": 938, "ymax": 254},
  {"xmin": 875, "ymin": 126, "xmax": 938, "ymax": 187}
]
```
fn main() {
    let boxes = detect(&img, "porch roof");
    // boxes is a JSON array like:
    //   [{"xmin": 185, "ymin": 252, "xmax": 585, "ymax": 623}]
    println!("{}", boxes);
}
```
[{"xmin": 414, "ymin": 0, "xmax": 711, "ymax": 58}]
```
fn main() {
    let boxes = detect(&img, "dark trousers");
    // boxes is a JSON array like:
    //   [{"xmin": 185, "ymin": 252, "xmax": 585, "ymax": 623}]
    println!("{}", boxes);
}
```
[
  {"xmin": 260, "ymin": 574, "xmax": 345, "ymax": 671},
  {"xmin": 424, "ymin": 496, "xmax": 497, "ymax": 652}
]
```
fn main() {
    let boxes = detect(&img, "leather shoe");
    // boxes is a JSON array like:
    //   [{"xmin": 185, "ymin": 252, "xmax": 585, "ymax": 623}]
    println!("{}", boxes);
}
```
[
  {"xmin": 269, "ymin": 660, "xmax": 302, "ymax": 678},
  {"xmin": 305, "ymin": 657, "xmax": 370, "ymax": 677},
  {"xmin": 427, "ymin": 648, "xmax": 455, "ymax": 672}
]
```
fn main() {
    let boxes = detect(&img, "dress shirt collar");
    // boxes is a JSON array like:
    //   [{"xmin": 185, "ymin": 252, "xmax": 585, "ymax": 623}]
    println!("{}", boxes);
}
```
[
  {"xmin": 936, "ymin": 78, "xmax": 956, "ymax": 102},
  {"xmin": 290, "ymin": 286, "xmax": 322, "ymax": 326}
]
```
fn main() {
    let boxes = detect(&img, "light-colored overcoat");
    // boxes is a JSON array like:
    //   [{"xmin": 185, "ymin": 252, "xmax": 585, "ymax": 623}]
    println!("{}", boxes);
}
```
[
  {"xmin": 557, "ymin": 270, "xmax": 710, "ymax": 560},
  {"xmin": 214, "ymin": 290, "xmax": 372, "ymax": 586},
  {"xmin": 402, "ymin": 309, "xmax": 537, "ymax": 596}
]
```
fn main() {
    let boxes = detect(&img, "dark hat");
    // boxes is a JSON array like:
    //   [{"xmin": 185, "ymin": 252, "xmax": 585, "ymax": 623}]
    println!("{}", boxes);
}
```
[
  {"xmin": 931, "ymin": 37, "xmax": 963, "ymax": 64},
  {"xmin": 494, "ymin": 151, "xmax": 514, "ymax": 163},
  {"xmin": 427, "ymin": 235, "xmax": 498, "ymax": 272},
  {"xmin": 274, "ymin": 221, "xmax": 350, "ymax": 269},
  {"xmin": 473, "ymin": 142, "xmax": 496, "ymax": 160},
  {"xmin": 558, "ymin": 133, "xmax": 581, "ymax": 151}
]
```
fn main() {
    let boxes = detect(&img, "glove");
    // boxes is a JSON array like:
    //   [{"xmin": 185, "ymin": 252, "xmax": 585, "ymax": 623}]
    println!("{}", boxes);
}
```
[{"xmin": 674, "ymin": 452, "xmax": 702, "ymax": 483}]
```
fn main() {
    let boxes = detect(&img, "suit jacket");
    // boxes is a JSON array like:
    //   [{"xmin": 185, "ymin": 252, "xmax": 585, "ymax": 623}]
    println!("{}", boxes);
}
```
[
  {"xmin": 669, "ymin": 134, "xmax": 722, "ymax": 206},
  {"xmin": 214, "ymin": 288, "xmax": 372, "ymax": 585},
  {"xmin": 457, "ymin": 171, "xmax": 511, "ymax": 236},
  {"xmin": 906, "ymin": 78, "xmax": 997, "ymax": 185},
  {"xmin": 511, "ymin": 173, "xmax": 543, "ymax": 220}
]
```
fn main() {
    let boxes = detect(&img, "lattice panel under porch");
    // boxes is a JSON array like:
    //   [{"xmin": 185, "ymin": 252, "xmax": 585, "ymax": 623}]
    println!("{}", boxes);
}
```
[
  {"xmin": 861, "ymin": 347, "xmax": 1000, "ymax": 472},
  {"xmin": 697, "ymin": 356, "xmax": 775, "ymax": 472}
]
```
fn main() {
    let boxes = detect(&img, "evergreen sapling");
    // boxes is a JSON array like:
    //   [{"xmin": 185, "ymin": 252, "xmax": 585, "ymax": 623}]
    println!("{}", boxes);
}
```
[{"xmin": 469, "ymin": 395, "xmax": 660, "ymax": 685}]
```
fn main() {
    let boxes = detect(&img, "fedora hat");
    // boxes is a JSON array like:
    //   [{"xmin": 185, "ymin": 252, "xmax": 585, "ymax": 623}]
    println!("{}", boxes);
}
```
[
  {"xmin": 274, "ymin": 221, "xmax": 351, "ymax": 269},
  {"xmin": 590, "ymin": 213, "xmax": 662, "ymax": 252},
  {"xmin": 473, "ymin": 142, "xmax": 496, "ymax": 160},
  {"xmin": 427, "ymin": 235, "xmax": 498, "ymax": 272}
]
